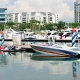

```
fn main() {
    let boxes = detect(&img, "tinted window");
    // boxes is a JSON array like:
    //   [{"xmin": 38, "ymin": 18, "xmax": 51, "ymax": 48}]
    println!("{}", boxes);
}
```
[
  {"xmin": 78, "ymin": 30, "xmax": 80, "ymax": 32},
  {"xmin": 0, "ymin": 18, "xmax": 5, "ymax": 21}
]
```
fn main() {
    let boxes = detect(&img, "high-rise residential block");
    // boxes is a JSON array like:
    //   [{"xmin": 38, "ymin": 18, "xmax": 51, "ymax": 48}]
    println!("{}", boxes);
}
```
[
  {"xmin": 7, "ymin": 12, "xmax": 58, "ymax": 24},
  {"xmin": 74, "ymin": 0, "xmax": 80, "ymax": 23},
  {"xmin": 0, "ymin": 8, "xmax": 7, "ymax": 24}
]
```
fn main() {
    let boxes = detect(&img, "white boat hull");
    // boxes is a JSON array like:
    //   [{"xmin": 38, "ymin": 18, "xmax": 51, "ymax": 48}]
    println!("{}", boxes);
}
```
[{"xmin": 31, "ymin": 44, "xmax": 80, "ymax": 57}]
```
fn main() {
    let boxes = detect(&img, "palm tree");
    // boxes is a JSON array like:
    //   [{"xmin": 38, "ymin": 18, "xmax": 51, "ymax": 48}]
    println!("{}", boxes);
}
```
[
  {"xmin": 57, "ymin": 21, "xmax": 65, "ymax": 30},
  {"xmin": 0, "ymin": 24, "xmax": 4, "ymax": 31}
]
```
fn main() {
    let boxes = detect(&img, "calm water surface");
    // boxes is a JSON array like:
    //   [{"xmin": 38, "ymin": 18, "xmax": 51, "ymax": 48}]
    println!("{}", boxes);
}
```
[
  {"xmin": 0, "ymin": 51, "xmax": 80, "ymax": 80},
  {"xmin": 0, "ymin": 41, "xmax": 80, "ymax": 80}
]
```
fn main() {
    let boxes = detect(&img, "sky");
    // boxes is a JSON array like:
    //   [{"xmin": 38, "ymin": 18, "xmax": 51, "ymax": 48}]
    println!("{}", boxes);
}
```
[{"xmin": 0, "ymin": 0, "xmax": 76, "ymax": 22}]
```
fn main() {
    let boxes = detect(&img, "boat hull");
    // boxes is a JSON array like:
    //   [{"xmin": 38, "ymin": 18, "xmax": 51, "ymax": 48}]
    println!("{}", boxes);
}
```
[{"xmin": 31, "ymin": 44, "xmax": 79, "ymax": 57}]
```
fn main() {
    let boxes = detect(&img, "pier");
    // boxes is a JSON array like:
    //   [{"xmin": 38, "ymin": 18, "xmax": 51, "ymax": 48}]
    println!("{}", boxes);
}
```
[
  {"xmin": 0, "ymin": 39, "xmax": 79, "ymax": 42},
  {"xmin": 0, "ymin": 38, "xmax": 80, "ymax": 58},
  {"xmin": 0, "ymin": 38, "xmax": 79, "ymax": 52},
  {"xmin": 0, "ymin": 45, "xmax": 34, "ymax": 52}
]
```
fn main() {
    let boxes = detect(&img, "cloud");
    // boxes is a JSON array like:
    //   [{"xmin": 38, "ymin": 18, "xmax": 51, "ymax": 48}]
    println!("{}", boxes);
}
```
[
  {"xmin": 0, "ymin": 0, "xmax": 75, "ymax": 22},
  {"xmin": 0, "ymin": 0, "xmax": 10, "ymax": 7},
  {"xmin": 55, "ymin": 2, "xmax": 74, "ymax": 22},
  {"xmin": 7, "ymin": 0, "xmax": 36, "ymax": 13}
]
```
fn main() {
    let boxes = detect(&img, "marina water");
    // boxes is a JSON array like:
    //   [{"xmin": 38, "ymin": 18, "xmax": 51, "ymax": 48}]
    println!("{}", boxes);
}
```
[
  {"xmin": 0, "ymin": 41, "xmax": 80, "ymax": 80},
  {"xmin": 0, "ymin": 51, "xmax": 80, "ymax": 80}
]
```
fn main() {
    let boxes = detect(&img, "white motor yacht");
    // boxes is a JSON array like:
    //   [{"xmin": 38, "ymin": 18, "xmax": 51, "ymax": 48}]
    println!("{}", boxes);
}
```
[{"xmin": 4, "ymin": 28, "xmax": 20, "ymax": 39}]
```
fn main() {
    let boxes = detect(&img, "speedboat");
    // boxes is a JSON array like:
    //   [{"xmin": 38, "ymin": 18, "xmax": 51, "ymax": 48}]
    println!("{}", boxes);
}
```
[{"xmin": 30, "ymin": 44, "xmax": 80, "ymax": 57}]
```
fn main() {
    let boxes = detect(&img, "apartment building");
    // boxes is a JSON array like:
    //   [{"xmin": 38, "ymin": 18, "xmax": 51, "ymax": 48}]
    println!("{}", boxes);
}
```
[
  {"xmin": 7, "ymin": 13, "xmax": 15, "ymax": 22},
  {"xmin": 21, "ymin": 12, "xmax": 30, "ymax": 23},
  {"xmin": 14, "ymin": 13, "xmax": 21, "ymax": 23},
  {"xmin": 0, "ymin": 8, "xmax": 7, "ymax": 24},
  {"xmin": 7, "ymin": 13, "xmax": 21, "ymax": 23},
  {"xmin": 7, "ymin": 12, "xmax": 58, "ymax": 23},
  {"xmin": 74, "ymin": 0, "xmax": 80, "ymax": 22}
]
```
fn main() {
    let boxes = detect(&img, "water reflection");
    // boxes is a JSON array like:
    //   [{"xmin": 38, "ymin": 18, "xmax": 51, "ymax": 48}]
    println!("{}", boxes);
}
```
[
  {"xmin": 9, "ymin": 52, "xmax": 80, "ymax": 76},
  {"xmin": 0, "ymin": 52, "xmax": 8, "ymax": 66},
  {"xmin": 31, "ymin": 53, "xmax": 78, "ymax": 61},
  {"xmin": 0, "ymin": 52, "xmax": 80, "ymax": 80},
  {"xmin": 31, "ymin": 53, "xmax": 80, "ymax": 80},
  {"xmin": 72, "ymin": 61, "xmax": 77, "ymax": 79}
]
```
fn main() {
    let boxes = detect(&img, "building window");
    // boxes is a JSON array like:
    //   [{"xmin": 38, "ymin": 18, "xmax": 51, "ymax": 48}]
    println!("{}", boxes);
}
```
[
  {"xmin": 22, "ymin": 18, "xmax": 26, "ymax": 19},
  {"xmin": 0, "ymin": 10, "xmax": 5, "ymax": 13},
  {"xmin": 22, "ymin": 20, "xmax": 26, "ymax": 21},
  {"xmin": 31, "ymin": 17, "xmax": 35, "ymax": 20},
  {"xmin": 43, "ymin": 17, "xmax": 46, "ymax": 21},
  {"xmin": 49, "ymin": 17, "xmax": 52, "ymax": 21},
  {"xmin": 0, "ymin": 18, "xmax": 5, "ymax": 21},
  {"xmin": 0, "ymin": 14, "xmax": 5, "ymax": 17}
]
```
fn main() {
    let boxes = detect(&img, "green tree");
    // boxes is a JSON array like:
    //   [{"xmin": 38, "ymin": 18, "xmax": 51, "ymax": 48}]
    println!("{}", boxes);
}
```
[
  {"xmin": 44, "ymin": 23, "xmax": 54, "ymax": 30},
  {"xmin": 30, "ymin": 20, "xmax": 41, "ymax": 31},
  {"xmin": 18, "ymin": 23, "xmax": 28, "ymax": 31},
  {"xmin": 57, "ymin": 21, "xmax": 65, "ymax": 30},
  {"xmin": 68, "ymin": 22, "xmax": 80, "ymax": 28},
  {"xmin": 0, "ymin": 24, "xmax": 4, "ymax": 31},
  {"xmin": 6, "ymin": 22, "xmax": 15, "ymax": 29}
]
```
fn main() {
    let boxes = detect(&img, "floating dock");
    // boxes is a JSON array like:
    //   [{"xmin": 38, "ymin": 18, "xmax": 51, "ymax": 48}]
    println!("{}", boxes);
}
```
[
  {"xmin": 21, "ymin": 45, "xmax": 34, "ymax": 52},
  {"xmin": 0, "ymin": 39, "xmax": 80, "ymax": 56},
  {"xmin": 0, "ymin": 39, "xmax": 79, "ymax": 43},
  {"xmin": 0, "ymin": 45, "xmax": 34, "ymax": 52}
]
